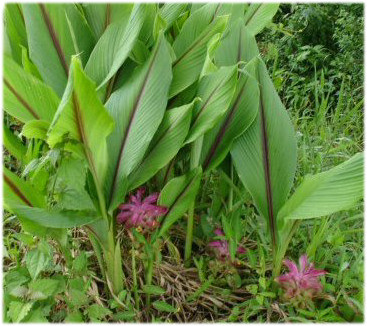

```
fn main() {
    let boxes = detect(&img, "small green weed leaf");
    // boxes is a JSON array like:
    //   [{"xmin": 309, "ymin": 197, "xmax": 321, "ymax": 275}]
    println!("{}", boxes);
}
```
[
  {"xmin": 26, "ymin": 308, "xmax": 49, "ymax": 322},
  {"xmin": 142, "ymin": 285, "xmax": 166, "ymax": 295},
  {"xmin": 64, "ymin": 310, "xmax": 84, "ymax": 323},
  {"xmin": 87, "ymin": 304, "xmax": 112, "ymax": 321},
  {"xmin": 72, "ymin": 252, "xmax": 88, "ymax": 274},
  {"xmin": 8, "ymin": 301, "xmax": 34, "ymax": 323},
  {"xmin": 28, "ymin": 278, "xmax": 61, "ymax": 300},
  {"xmin": 26, "ymin": 248, "xmax": 50, "ymax": 279},
  {"xmin": 152, "ymin": 300, "xmax": 178, "ymax": 313},
  {"xmin": 113, "ymin": 311, "xmax": 136, "ymax": 321}
]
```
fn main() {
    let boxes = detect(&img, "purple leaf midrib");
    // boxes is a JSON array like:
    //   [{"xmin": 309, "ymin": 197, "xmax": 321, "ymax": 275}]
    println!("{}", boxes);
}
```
[
  {"xmin": 4, "ymin": 173, "xmax": 33, "ymax": 207},
  {"xmin": 258, "ymin": 68, "xmax": 277, "ymax": 249},
  {"xmin": 203, "ymin": 77, "xmax": 249, "ymax": 170},
  {"xmin": 173, "ymin": 4, "xmax": 221, "ymax": 68},
  {"xmin": 39, "ymin": 4, "xmax": 69, "ymax": 77},
  {"xmin": 4, "ymin": 78, "xmax": 40, "ymax": 120},
  {"xmin": 108, "ymin": 39, "xmax": 161, "ymax": 207}
]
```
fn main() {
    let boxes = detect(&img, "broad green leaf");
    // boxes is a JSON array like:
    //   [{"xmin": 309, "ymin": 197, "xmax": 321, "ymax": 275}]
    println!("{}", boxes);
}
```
[
  {"xmin": 105, "ymin": 33, "xmax": 172, "ymax": 210},
  {"xmin": 200, "ymin": 59, "xmax": 259, "ymax": 171},
  {"xmin": 8, "ymin": 301, "xmax": 33, "ymax": 322},
  {"xmin": 160, "ymin": 4, "xmax": 187, "ymax": 29},
  {"xmin": 22, "ymin": 4, "xmax": 95, "ymax": 97},
  {"xmin": 3, "ymin": 124, "xmax": 27, "ymax": 162},
  {"xmin": 26, "ymin": 248, "xmax": 50, "ymax": 279},
  {"xmin": 169, "ymin": 4, "xmax": 228, "ymax": 97},
  {"xmin": 21, "ymin": 45, "xmax": 42, "ymax": 79},
  {"xmin": 47, "ymin": 57, "xmax": 114, "ymax": 202},
  {"xmin": 4, "ymin": 4, "xmax": 28, "ymax": 64},
  {"xmin": 128, "ymin": 101, "xmax": 194, "ymax": 190},
  {"xmin": 185, "ymin": 65, "xmax": 237, "ymax": 144},
  {"xmin": 231, "ymin": 58, "xmax": 297, "ymax": 247},
  {"xmin": 215, "ymin": 20, "xmax": 260, "ymax": 66},
  {"xmin": 4, "ymin": 167, "xmax": 46, "ymax": 209},
  {"xmin": 3, "ymin": 168, "xmax": 68, "ymax": 238},
  {"xmin": 152, "ymin": 300, "xmax": 177, "ymax": 313},
  {"xmin": 9, "ymin": 205, "xmax": 100, "ymax": 228},
  {"xmin": 244, "ymin": 3, "xmax": 279, "ymax": 35},
  {"xmin": 158, "ymin": 167, "xmax": 202, "ymax": 236},
  {"xmin": 22, "ymin": 120, "xmax": 50, "ymax": 140},
  {"xmin": 142, "ymin": 285, "xmax": 166, "ymax": 295},
  {"xmin": 278, "ymin": 153, "xmax": 364, "ymax": 223},
  {"xmin": 85, "ymin": 4, "xmax": 145, "ymax": 88},
  {"xmin": 3, "ymin": 55, "xmax": 59, "ymax": 123},
  {"xmin": 138, "ymin": 4, "xmax": 157, "ymax": 46},
  {"xmin": 82, "ymin": 4, "xmax": 134, "ymax": 40}
]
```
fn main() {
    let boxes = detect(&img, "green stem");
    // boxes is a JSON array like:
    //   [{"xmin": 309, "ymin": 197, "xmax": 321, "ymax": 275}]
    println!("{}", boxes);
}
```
[
  {"xmin": 184, "ymin": 203, "xmax": 195, "ymax": 267},
  {"xmin": 131, "ymin": 245, "xmax": 139, "ymax": 310},
  {"xmin": 146, "ymin": 254, "xmax": 154, "ymax": 307},
  {"xmin": 228, "ymin": 159, "xmax": 234, "ymax": 212},
  {"xmin": 184, "ymin": 136, "xmax": 203, "ymax": 267},
  {"xmin": 273, "ymin": 220, "xmax": 301, "ymax": 278}
]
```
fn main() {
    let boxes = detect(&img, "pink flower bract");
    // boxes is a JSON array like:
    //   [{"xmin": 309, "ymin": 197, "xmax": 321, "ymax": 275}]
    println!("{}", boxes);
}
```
[
  {"xmin": 208, "ymin": 228, "xmax": 246, "ymax": 263},
  {"xmin": 276, "ymin": 254, "xmax": 327, "ymax": 302},
  {"xmin": 117, "ymin": 188, "xmax": 168, "ymax": 230}
]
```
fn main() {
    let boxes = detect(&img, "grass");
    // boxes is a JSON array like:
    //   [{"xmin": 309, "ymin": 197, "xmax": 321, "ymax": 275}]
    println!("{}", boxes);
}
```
[{"xmin": 3, "ymin": 4, "xmax": 363, "ymax": 323}]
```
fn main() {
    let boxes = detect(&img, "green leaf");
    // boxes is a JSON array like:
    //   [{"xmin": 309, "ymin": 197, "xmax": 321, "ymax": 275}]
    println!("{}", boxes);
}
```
[
  {"xmin": 22, "ymin": 4, "xmax": 95, "ymax": 96},
  {"xmin": 159, "ymin": 4, "xmax": 188, "ymax": 29},
  {"xmin": 21, "ymin": 45, "xmax": 42, "ymax": 79},
  {"xmin": 4, "ymin": 4, "xmax": 28, "ymax": 64},
  {"xmin": 22, "ymin": 120, "xmax": 50, "ymax": 140},
  {"xmin": 3, "ymin": 55, "xmax": 59, "ymax": 123},
  {"xmin": 128, "ymin": 101, "xmax": 194, "ymax": 190},
  {"xmin": 142, "ymin": 285, "xmax": 166, "ymax": 295},
  {"xmin": 64, "ymin": 310, "xmax": 84, "ymax": 323},
  {"xmin": 244, "ymin": 3, "xmax": 279, "ymax": 35},
  {"xmin": 8, "ymin": 301, "xmax": 34, "ymax": 323},
  {"xmin": 4, "ymin": 167, "xmax": 46, "ymax": 210},
  {"xmin": 200, "ymin": 59, "xmax": 259, "ymax": 171},
  {"xmin": 113, "ymin": 311, "xmax": 136, "ymax": 321},
  {"xmin": 152, "ymin": 300, "xmax": 177, "ymax": 313},
  {"xmin": 278, "ymin": 153, "xmax": 364, "ymax": 223},
  {"xmin": 231, "ymin": 58, "xmax": 297, "ymax": 248},
  {"xmin": 28, "ymin": 278, "xmax": 61, "ymax": 300},
  {"xmin": 85, "ymin": 4, "xmax": 145, "ymax": 88},
  {"xmin": 158, "ymin": 167, "xmax": 202, "ymax": 236},
  {"xmin": 169, "ymin": 4, "xmax": 228, "ymax": 97},
  {"xmin": 215, "ymin": 20, "xmax": 259, "ymax": 66},
  {"xmin": 26, "ymin": 248, "xmax": 51, "ymax": 279},
  {"xmin": 87, "ymin": 304, "xmax": 111, "ymax": 321},
  {"xmin": 55, "ymin": 157, "xmax": 95, "ymax": 211},
  {"xmin": 26, "ymin": 308, "xmax": 49, "ymax": 322},
  {"xmin": 3, "ymin": 124, "xmax": 27, "ymax": 162},
  {"xmin": 82, "ymin": 4, "xmax": 134, "ymax": 40},
  {"xmin": 105, "ymin": 33, "xmax": 172, "ymax": 210},
  {"xmin": 9, "ymin": 206, "xmax": 100, "ymax": 229},
  {"xmin": 185, "ymin": 65, "xmax": 237, "ymax": 144},
  {"xmin": 47, "ymin": 57, "xmax": 114, "ymax": 207}
]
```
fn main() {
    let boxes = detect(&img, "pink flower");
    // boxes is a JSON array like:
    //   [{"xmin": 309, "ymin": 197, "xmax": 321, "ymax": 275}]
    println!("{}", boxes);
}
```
[
  {"xmin": 276, "ymin": 254, "xmax": 327, "ymax": 304},
  {"xmin": 117, "ymin": 188, "xmax": 168, "ymax": 231},
  {"xmin": 208, "ymin": 228, "xmax": 246, "ymax": 263}
]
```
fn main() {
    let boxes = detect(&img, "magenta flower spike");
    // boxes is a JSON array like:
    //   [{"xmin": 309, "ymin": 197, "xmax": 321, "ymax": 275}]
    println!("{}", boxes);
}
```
[
  {"xmin": 208, "ymin": 228, "xmax": 246, "ymax": 263},
  {"xmin": 117, "ymin": 188, "xmax": 168, "ymax": 231},
  {"xmin": 276, "ymin": 254, "xmax": 327, "ymax": 304}
]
